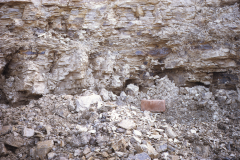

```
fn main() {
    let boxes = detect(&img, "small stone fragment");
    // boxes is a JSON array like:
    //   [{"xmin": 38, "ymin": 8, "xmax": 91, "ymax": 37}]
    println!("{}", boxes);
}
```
[
  {"xmin": 74, "ymin": 149, "xmax": 82, "ymax": 156},
  {"xmin": 0, "ymin": 142, "xmax": 7, "ymax": 156},
  {"xmin": 112, "ymin": 138, "xmax": 127, "ymax": 152},
  {"xmin": 165, "ymin": 126, "xmax": 177, "ymax": 138},
  {"xmin": 99, "ymin": 88, "xmax": 111, "ymax": 101},
  {"xmin": 48, "ymin": 152, "xmax": 56, "ymax": 159},
  {"xmin": 68, "ymin": 100, "xmax": 76, "ymax": 111},
  {"xmin": 134, "ymin": 152, "xmax": 151, "ymax": 160},
  {"xmin": 5, "ymin": 136, "xmax": 24, "ymax": 148},
  {"xmin": 126, "ymin": 84, "xmax": 139, "ymax": 96},
  {"xmin": 60, "ymin": 140, "xmax": 64, "ymax": 147},
  {"xmin": 102, "ymin": 151, "xmax": 109, "ymax": 158},
  {"xmin": 37, "ymin": 140, "xmax": 54, "ymax": 160},
  {"xmin": 116, "ymin": 151, "xmax": 125, "ymax": 157},
  {"xmin": 83, "ymin": 147, "xmax": 90, "ymax": 155},
  {"xmin": 147, "ymin": 142, "xmax": 158, "ymax": 159},
  {"xmin": 118, "ymin": 119, "xmax": 136, "ymax": 130},
  {"xmin": 133, "ymin": 130, "xmax": 142, "ymax": 137},
  {"xmin": 30, "ymin": 148, "xmax": 36, "ymax": 158},
  {"xmin": 161, "ymin": 152, "xmax": 169, "ymax": 160},
  {"xmin": 0, "ymin": 126, "xmax": 12, "ymax": 136},
  {"xmin": 45, "ymin": 125, "xmax": 52, "ymax": 135},
  {"xmin": 130, "ymin": 136, "xmax": 141, "ymax": 144},
  {"xmin": 76, "ymin": 125, "xmax": 88, "ymax": 132},
  {"xmin": 156, "ymin": 142, "xmax": 168, "ymax": 153},
  {"xmin": 23, "ymin": 127, "xmax": 34, "ymax": 137}
]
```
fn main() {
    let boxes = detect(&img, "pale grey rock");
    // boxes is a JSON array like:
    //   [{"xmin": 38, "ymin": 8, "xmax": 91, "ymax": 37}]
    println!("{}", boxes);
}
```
[
  {"xmin": 75, "ymin": 94, "xmax": 102, "ymax": 112},
  {"xmin": 165, "ymin": 126, "xmax": 177, "ymax": 138},
  {"xmin": 45, "ymin": 125, "xmax": 52, "ymax": 135},
  {"xmin": 130, "ymin": 136, "xmax": 141, "ymax": 144},
  {"xmin": 115, "ymin": 151, "xmax": 125, "ymax": 157},
  {"xmin": 99, "ymin": 88, "xmax": 110, "ymax": 101},
  {"xmin": 118, "ymin": 119, "xmax": 136, "ymax": 130},
  {"xmin": 74, "ymin": 149, "xmax": 82, "ymax": 157},
  {"xmin": 109, "ymin": 91, "xmax": 117, "ymax": 101},
  {"xmin": 156, "ymin": 142, "xmax": 168, "ymax": 153},
  {"xmin": 133, "ymin": 130, "xmax": 142, "ymax": 137},
  {"xmin": 120, "ymin": 91, "xmax": 127, "ymax": 101},
  {"xmin": 47, "ymin": 152, "xmax": 56, "ymax": 160},
  {"xmin": 126, "ymin": 84, "xmax": 139, "ymax": 96},
  {"xmin": 83, "ymin": 147, "xmax": 90, "ymax": 155},
  {"xmin": 76, "ymin": 125, "xmax": 88, "ymax": 132},
  {"xmin": 146, "ymin": 142, "xmax": 158, "ymax": 159},
  {"xmin": 128, "ymin": 152, "xmax": 151, "ymax": 160},
  {"xmin": 23, "ymin": 127, "xmax": 34, "ymax": 137},
  {"xmin": 161, "ymin": 152, "xmax": 169, "ymax": 160},
  {"xmin": 68, "ymin": 100, "xmax": 76, "ymax": 111}
]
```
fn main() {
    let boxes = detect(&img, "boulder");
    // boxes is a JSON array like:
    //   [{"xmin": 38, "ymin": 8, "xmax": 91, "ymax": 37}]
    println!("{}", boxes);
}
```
[{"xmin": 75, "ymin": 94, "xmax": 102, "ymax": 112}]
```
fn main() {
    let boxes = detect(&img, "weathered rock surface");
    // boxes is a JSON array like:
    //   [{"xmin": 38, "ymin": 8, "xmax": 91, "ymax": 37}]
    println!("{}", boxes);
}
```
[
  {"xmin": 0, "ymin": 0, "xmax": 239, "ymax": 104},
  {"xmin": 0, "ymin": 0, "xmax": 240, "ymax": 160}
]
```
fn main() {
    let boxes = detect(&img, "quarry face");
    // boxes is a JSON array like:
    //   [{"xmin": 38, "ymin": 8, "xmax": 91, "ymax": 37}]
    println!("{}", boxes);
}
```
[{"xmin": 0, "ymin": 0, "xmax": 240, "ymax": 159}]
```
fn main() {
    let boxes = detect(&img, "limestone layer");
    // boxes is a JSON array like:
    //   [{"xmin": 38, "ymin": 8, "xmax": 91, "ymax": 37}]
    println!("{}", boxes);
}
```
[{"xmin": 0, "ymin": 0, "xmax": 240, "ymax": 104}]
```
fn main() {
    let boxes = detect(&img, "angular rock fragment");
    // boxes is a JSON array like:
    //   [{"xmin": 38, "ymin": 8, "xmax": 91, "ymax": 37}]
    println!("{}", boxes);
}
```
[
  {"xmin": 0, "ymin": 126, "xmax": 12, "ymax": 136},
  {"xmin": 74, "ymin": 149, "xmax": 82, "ymax": 157},
  {"xmin": 5, "ymin": 136, "xmax": 24, "ymax": 148},
  {"xmin": 48, "ymin": 152, "xmax": 56, "ymax": 159},
  {"xmin": 126, "ymin": 84, "xmax": 139, "ymax": 96},
  {"xmin": 112, "ymin": 138, "xmax": 127, "ymax": 152},
  {"xmin": 75, "ymin": 94, "xmax": 102, "ymax": 112},
  {"xmin": 0, "ymin": 142, "xmax": 7, "ymax": 156},
  {"xmin": 23, "ymin": 127, "xmax": 34, "ymax": 137},
  {"xmin": 133, "ymin": 130, "xmax": 142, "ymax": 137},
  {"xmin": 118, "ymin": 119, "xmax": 136, "ymax": 130},
  {"xmin": 146, "ymin": 142, "xmax": 158, "ymax": 159},
  {"xmin": 99, "ymin": 88, "xmax": 110, "ymax": 101},
  {"xmin": 156, "ymin": 142, "xmax": 168, "ymax": 153},
  {"xmin": 165, "ymin": 126, "xmax": 177, "ymax": 138},
  {"xmin": 128, "ymin": 152, "xmax": 151, "ymax": 160},
  {"xmin": 37, "ymin": 140, "xmax": 54, "ymax": 160}
]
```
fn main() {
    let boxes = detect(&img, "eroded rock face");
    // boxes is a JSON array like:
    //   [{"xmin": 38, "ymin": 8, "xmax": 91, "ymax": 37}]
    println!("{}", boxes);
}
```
[
  {"xmin": 0, "ymin": 1, "xmax": 240, "ymax": 159},
  {"xmin": 0, "ymin": 0, "xmax": 239, "ymax": 104}
]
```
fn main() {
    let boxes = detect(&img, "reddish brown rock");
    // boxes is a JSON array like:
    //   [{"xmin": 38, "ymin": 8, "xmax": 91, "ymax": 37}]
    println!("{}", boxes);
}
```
[{"xmin": 141, "ymin": 100, "xmax": 165, "ymax": 112}]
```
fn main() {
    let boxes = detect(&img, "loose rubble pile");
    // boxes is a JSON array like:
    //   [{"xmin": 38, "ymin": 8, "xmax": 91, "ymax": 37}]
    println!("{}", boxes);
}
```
[{"xmin": 0, "ymin": 76, "xmax": 240, "ymax": 160}]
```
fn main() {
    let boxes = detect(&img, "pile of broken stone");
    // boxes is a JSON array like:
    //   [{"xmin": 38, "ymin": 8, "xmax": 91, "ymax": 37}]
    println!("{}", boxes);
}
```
[{"xmin": 0, "ymin": 76, "xmax": 240, "ymax": 160}]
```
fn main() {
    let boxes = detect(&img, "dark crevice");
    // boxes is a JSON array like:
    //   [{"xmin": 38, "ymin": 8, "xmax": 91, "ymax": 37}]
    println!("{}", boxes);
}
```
[
  {"xmin": 185, "ymin": 82, "xmax": 210, "ymax": 88},
  {"xmin": 11, "ymin": 93, "xmax": 43, "ymax": 107},
  {"xmin": 49, "ymin": 51, "xmax": 58, "ymax": 73},
  {"xmin": 2, "ymin": 59, "xmax": 12, "ymax": 79},
  {"xmin": 220, "ymin": 0, "xmax": 240, "ymax": 6},
  {"xmin": 0, "ymin": 89, "xmax": 8, "ymax": 104},
  {"xmin": 124, "ymin": 79, "xmax": 138, "ymax": 88},
  {"xmin": 212, "ymin": 72, "xmax": 238, "ymax": 91},
  {"xmin": 4, "ymin": 144, "xmax": 17, "ymax": 153}
]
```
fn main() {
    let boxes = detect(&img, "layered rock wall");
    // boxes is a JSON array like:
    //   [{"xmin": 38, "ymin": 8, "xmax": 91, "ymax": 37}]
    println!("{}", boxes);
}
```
[{"xmin": 0, "ymin": 0, "xmax": 240, "ymax": 104}]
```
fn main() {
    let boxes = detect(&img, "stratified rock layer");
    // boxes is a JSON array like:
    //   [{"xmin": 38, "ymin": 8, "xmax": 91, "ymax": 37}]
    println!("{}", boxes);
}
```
[{"xmin": 0, "ymin": 0, "xmax": 239, "ymax": 104}]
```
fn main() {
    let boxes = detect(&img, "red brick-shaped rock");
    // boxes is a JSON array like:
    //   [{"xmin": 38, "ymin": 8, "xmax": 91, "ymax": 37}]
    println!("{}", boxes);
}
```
[{"xmin": 141, "ymin": 100, "xmax": 165, "ymax": 112}]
